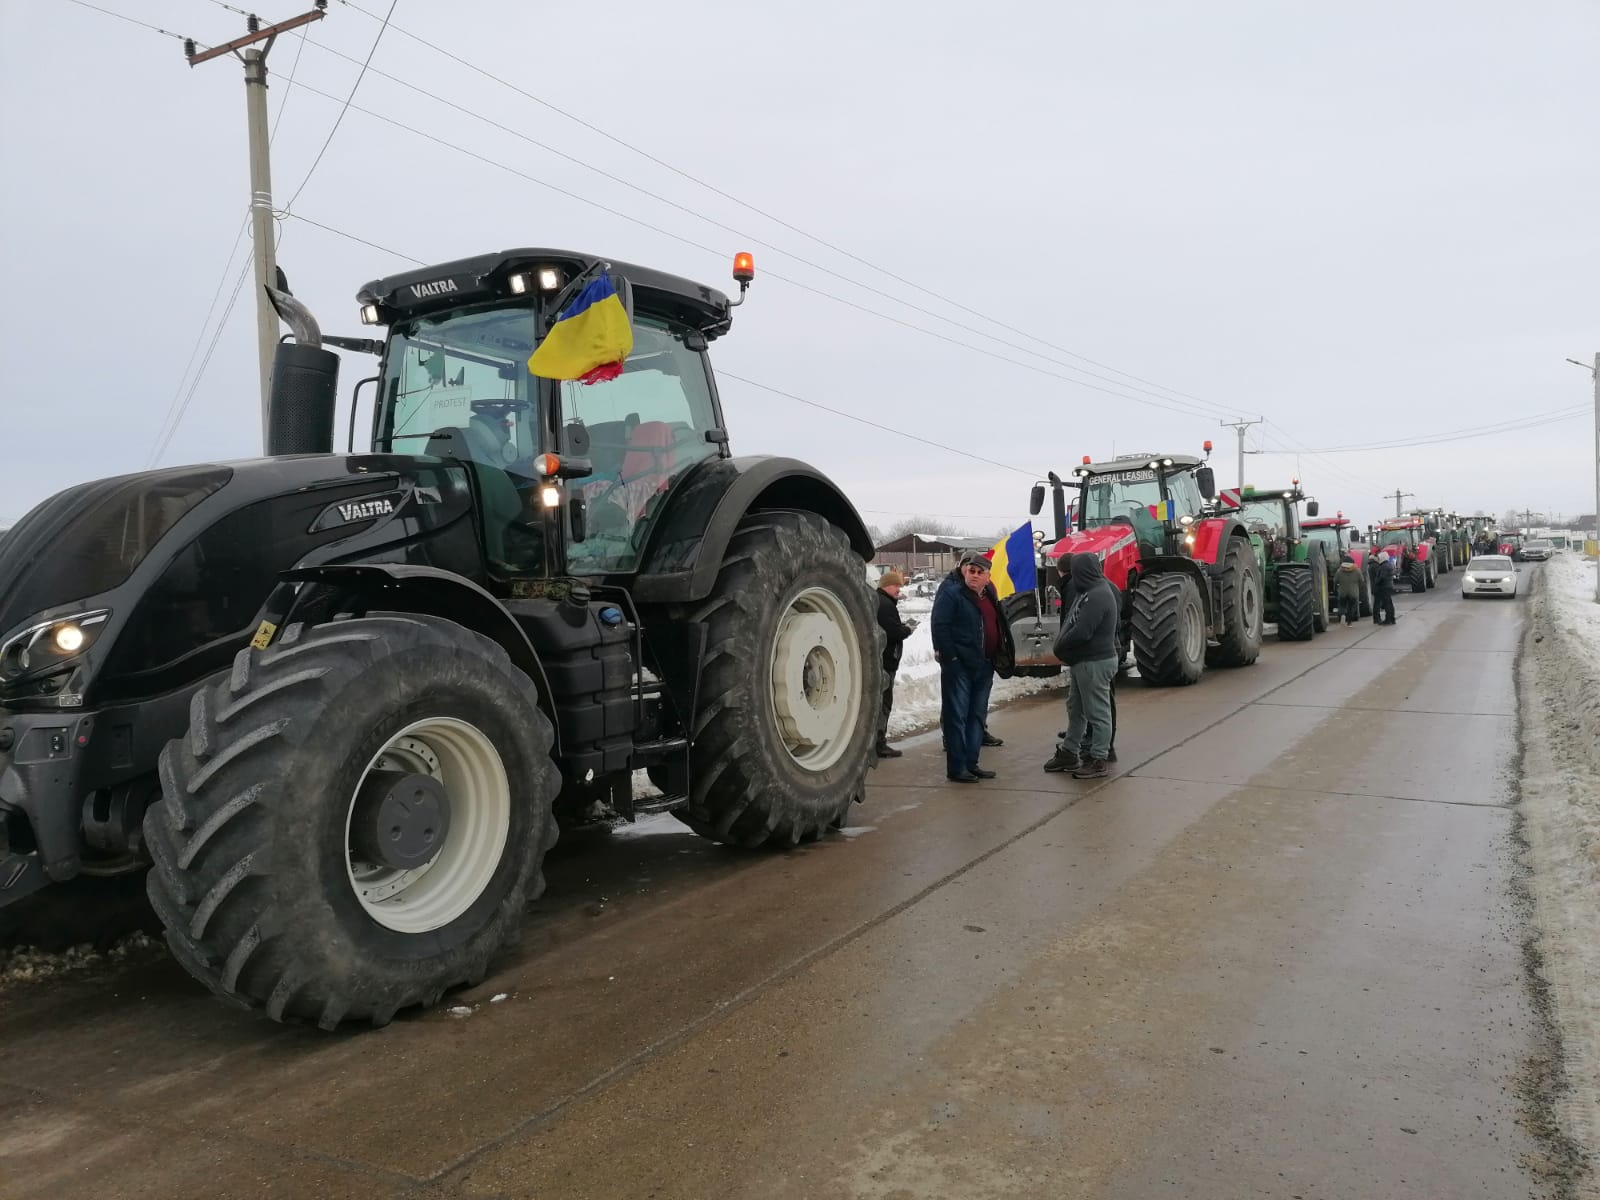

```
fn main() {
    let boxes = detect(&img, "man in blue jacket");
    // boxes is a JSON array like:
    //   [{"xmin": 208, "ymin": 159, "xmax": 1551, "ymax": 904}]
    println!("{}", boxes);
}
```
[
  {"xmin": 931, "ymin": 553, "xmax": 1013, "ymax": 782},
  {"xmin": 1044, "ymin": 553, "xmax": 1119, "ymax": 779}
]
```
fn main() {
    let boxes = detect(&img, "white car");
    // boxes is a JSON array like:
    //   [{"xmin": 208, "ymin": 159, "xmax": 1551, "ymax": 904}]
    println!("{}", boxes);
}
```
[
  {"xmin": 1521, "ymin": 539, "xmax": 1553, "ymax": 562},
  {"xmin": 1460, "ymin": 555, "xmax": 1518, "ymax": 598}
]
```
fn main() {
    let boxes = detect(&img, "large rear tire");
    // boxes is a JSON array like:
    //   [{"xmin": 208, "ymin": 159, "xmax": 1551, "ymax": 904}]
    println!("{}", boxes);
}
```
[
  {"xmin": 1275, "ymin": 565, "xmax": 1317, "ymax": 641},
  {"xmin": 1410, "ymin": 561, "xmax": 1427, "ymax": 593},
  {"xmin": 1209, "ymin": 536, "xmax": 1264, "ymax": 667},
  {"xmin": 143, "ymin": 616, "xmax": 559, "ymax": 1028},
  {"xmin": 1131, "ymin": 572, "xmax": 1205, "ymax": 687},
  {"xmin": 672, "ymin": 511, "xmax": 880, "ymax": 847}
]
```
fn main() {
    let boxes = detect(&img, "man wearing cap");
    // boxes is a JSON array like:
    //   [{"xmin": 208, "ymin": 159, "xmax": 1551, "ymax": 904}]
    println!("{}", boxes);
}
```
[
  {"xmin": 874, "ymin": 570, "xmax": 918, "ymax": 757},
  {"xmin": 931, "ymin": 552, "xmax": 1014, "ymax": 783}
]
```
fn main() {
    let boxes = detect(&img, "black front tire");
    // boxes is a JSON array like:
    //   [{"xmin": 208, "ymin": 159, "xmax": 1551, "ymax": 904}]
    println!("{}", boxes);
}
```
[
  {"xmin": 144, "ymin": 615, "xmax": 559, "ymax": 1028},
  {"xmin": 1410, "ymin": 562, "xmax": 1427, "ymax": 593},
  {"xmin": 671, "ymin": 511, "xmax": 881, "ymax": 847},
  {"xmin": 1131, "ymin": 572, "xmax": 1206, "ymax": 686},
  {"xmin": 1210, "ymin": 536, "xmax": 1264, "ymax": 668},
  {"xmin": 1275, "ymin": 565, "xmax": 1317, "ymax": 641}
]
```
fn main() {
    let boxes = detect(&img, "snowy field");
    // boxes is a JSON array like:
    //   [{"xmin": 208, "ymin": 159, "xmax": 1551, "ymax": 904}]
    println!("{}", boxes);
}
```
[
  {"xmin": 885, "ymin": 596, "xmax": 1066, "ymax": 737},
  {"xmin": 1517, "ymin": 551, "xmax": 1600, "ymax": 1166}
]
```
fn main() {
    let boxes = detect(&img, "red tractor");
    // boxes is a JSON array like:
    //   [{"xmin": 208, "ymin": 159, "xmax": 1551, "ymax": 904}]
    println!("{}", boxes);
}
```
[
  {"xmin": 1372, "ymin": 518, "xmax": 1437, "ymax": 592},
  {"xmin": 1007, "ymin": 450, "xmax": 1264, "ymax": 686},
  {"xmin": 1300, "ymin": 512, "xmax": 1372, "ymax": 617}
]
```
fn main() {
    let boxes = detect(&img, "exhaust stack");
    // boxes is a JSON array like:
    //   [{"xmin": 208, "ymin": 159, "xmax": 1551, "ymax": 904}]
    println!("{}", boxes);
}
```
[{"xmin": 264, "ymin": 286, "xmax": 338, "ymax": 456}]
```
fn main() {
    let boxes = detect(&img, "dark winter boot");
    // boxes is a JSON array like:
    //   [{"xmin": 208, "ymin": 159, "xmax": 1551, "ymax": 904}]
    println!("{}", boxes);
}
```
[
  {"xmin": 876, "ymin": 742, "xmax": 903, "ymax": 759},
  {"xmin": 981, "ymin": 731, "xmax": 1004, "ymax": 748},
  {"xmin": 1043, "ymin": 745, "xmax": 1081, "ymax": 773},
  {"xmin": 1072, "ymin": 758, "xmax": 1110, "ymax": 780}
]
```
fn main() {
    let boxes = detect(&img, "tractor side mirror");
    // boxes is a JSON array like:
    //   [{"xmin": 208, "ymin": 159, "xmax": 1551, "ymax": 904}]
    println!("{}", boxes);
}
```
[
  {"xmin": 1306, "ymin": 499, "xmax": 1320, "ymax": 517},
  {"xmin": 1195, "ymin": 466, "xmax": 1216, "ymax": 500},
  {"xmin": 1029, "ymin": 484, "xmax": 1045, "ymax": 517}
]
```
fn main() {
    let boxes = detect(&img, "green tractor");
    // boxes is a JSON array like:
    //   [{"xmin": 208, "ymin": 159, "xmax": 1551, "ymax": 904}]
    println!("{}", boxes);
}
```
[{"xmin": 1229, "ymin": 485, "xmax": 1333, "ymax": 641}]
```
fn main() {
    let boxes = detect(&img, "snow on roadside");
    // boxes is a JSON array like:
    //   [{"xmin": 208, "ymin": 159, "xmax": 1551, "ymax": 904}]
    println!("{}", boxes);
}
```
[
  {"xmin": 1517, "ymin": 552, "xmax": 1600, "ymax": 1169},
  {"xmin": 886, "ymin": 595, "xmax": 1065, "ymax": 737}
]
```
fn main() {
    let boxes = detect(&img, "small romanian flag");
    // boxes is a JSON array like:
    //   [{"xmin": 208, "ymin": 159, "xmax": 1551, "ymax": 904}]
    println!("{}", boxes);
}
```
[
  {"xmin": 1150, "ymin": 499, "xmax": 1174, "ymax": 522},
  {"xmin": 527, "ymin": 271, "xmax": 634, "ymax": 384},
  {"xmin": 987, "ymin": 522, "xmax": 1038, "ymax": 601}
]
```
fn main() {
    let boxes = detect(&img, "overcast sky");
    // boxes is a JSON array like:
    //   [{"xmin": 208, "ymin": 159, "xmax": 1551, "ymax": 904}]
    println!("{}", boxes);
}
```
[{"xmin": 3, "ymin": 0, "xmax": 1597, "ymax": 536}]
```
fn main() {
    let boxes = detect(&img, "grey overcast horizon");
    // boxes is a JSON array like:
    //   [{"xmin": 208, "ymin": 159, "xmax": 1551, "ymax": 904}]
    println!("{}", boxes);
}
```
[{"xmin": 2, "ymin": 0, "xmax": 1596, "ymax": 536}]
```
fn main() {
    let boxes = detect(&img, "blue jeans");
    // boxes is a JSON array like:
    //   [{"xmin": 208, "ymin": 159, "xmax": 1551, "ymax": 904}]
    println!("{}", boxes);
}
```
[{"xmin": 941, "ymin": 660, "xmax": 994, "ymax": 777}]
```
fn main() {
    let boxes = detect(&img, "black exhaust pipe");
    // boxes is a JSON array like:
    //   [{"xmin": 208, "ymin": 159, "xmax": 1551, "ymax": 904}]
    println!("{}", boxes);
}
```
[{"xmin": 265, "ymin": 286, "xmax": 339, "ymax": 456}]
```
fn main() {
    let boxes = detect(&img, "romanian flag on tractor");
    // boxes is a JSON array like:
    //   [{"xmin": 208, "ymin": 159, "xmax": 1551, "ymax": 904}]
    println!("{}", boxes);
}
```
[
  {"xmin": 986, "ymin": 522, "xmax": 1038, "ymax": 600},
  {"xmin": 527, "ymin": 271, "xmax": 633, "ymax": 384}
]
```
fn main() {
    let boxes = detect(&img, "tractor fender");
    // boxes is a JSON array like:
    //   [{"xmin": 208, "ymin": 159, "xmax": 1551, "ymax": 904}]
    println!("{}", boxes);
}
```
[
  {"xmin": 1137, "ymin": 555, "xmax": 1215, "ymax": 625},
  {"xmin": 1188, "ymin": 517, "xmax": 1251, "ymax": 569},
  {"xmin": 630, "ymin": 456, "xmax": 874, "ymax": 605},
  {"xmin": 275, "ymin": 563, "xmax": 558, "ymax": 750}
]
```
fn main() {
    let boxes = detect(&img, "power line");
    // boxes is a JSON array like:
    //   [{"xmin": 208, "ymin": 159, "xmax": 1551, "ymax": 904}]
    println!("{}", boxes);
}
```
[
  {"xmin": 148, "ymin": 258, "xmax": 253, "ymax": 466},
  {"xmin": 1288, "ymin": 405, "xmax": 1590, "ymax": 454},
  {"xmin": 281, "ymin": 0, "xmax": 396, "ymax": 215},
  {"xmin": 328, "ymin": 0, "xmax": 1237, "ymax": 422},
  {"xmin": 61, "ymin": 0, "xmax": 196, "ymax": 43},
  {"xmin": 718, "ymin": 373, "xmax": 1039, "ymax": 478},
  {"xmin": 285, "ymin": 37, "xmax": 1232, "ymax": 426},
  {"xmin": 273, "ymin": 79, "xmax": 1226, "ymax": 424},
  {"xmin": 282, "ymin": 210, "xmax": 426, "ymax": 263}
]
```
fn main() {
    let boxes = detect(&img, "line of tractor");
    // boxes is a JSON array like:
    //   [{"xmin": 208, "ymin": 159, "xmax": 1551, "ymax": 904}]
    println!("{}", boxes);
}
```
[{"xmin": 1005, "ymin": 448, "xmax": 1486, "ymax": 686}]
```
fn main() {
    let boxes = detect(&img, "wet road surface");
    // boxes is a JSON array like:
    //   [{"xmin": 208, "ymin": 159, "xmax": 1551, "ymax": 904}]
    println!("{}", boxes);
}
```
[{"xmin": 0, "ymin": 575, "xmax": 1563, "ymax": 1199}]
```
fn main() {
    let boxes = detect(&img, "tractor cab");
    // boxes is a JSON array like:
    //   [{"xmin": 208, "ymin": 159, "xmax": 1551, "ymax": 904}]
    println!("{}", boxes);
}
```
[
  {"xmin": 1061, "ymin": 453, "xmax": 1215, "ymax": 564},
  {"xmin": 1375, "ymin": 518, "xmax": 1438, "ymax": 590},
  {"xmin": 362, "ymin": 250, "xmax": 735, "ymax": 583},
  {"xmin": 1233, "ymin": 484, "xmax": 1322, "ymax": 564}
]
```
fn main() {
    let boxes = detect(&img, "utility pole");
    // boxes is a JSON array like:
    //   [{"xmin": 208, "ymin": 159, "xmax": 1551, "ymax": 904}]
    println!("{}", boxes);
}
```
[
  {"xmin": 1220, "ymin": 417, "xmax": 1264, "ymax": 489},
  {"xmin": 1384, "ymin": 489, "xmax": 1415, "ymax": 518},
  {"xmin": 186, "ymin": 5, "xmax": 328, "ymax": 448},
  {"xmin": 1573, "ymin": 354, "xmax": 1600, "ymax": 602}
]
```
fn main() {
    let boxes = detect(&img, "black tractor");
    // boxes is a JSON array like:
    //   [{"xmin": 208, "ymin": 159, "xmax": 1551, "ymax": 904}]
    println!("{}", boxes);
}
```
[{"xmin": 0, "ymin": 249, "xmax": 881, "ymax": 1027}]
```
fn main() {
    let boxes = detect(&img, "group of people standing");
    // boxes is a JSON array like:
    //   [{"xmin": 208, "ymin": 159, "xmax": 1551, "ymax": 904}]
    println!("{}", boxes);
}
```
[
  {"xmin": 873, "ymin": 551, "xmax": 1119, "ymax": 786},
  {"xmin": 1333, "ymin": 549, "xmax": 1399, "ymax": 626},
  {"xmin": 875, "ymin": 541, "xmax": 1414, "ymax": 784}
]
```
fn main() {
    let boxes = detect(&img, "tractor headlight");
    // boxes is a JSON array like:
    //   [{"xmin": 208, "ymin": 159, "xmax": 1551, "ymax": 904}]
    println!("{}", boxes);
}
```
[{"xmin": 0, "ymin": 610, "xmax": 111, "ymax": 683}]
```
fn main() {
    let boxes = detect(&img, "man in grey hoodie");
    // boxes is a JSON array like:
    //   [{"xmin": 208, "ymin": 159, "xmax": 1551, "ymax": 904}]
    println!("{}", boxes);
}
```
[{"xmin": 1043, "ymin": 554, "xmax": 1119, "ymax": 779}]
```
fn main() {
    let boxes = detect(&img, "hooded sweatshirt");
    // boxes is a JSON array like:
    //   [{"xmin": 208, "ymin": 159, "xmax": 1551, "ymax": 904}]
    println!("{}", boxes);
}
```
[
  {"xmin": 1336, "ymin": 555, "xmax": 1363, "ymax": 599},
  {"xmin": 1054, "ymin": 554, "xmax": 1119, "ymax": 665}
]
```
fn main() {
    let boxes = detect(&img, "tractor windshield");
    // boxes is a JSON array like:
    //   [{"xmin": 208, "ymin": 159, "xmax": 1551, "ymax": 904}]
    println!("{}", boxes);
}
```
[
  {"xmin": 1302, "ymin": 526, "xmax": 1343, "ymax": 555},
  {"xmin": 1378, "ymin": 529, "xmax": 1416, "ymax": 549},
  {"xmin": 1080, "ymin": 469, "xmax": 1159, "ymax": 527},
  {"xmin": 376, "ymin": 302, "xmax": 546, "ymax": 575},
  {"xmin": 1080, "ymin": 468, "xmax": 1164, "ymax": 552},
  {"xmin": 1236, "ymin": 498, "xmax": 1290, "ymax": 539}
]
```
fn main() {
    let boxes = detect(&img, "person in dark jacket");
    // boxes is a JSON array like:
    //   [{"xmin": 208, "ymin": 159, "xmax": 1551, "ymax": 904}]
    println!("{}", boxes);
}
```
[
  {"xmin": 1042, "ymin": 554, "xmax": 1119, "ymax": 779},
  {"xmin": 1335, "ymin": 553, "xmax": 1363, "ymax": 625},
  {"xmin": 931, "ymin": 553, "xmax": 1014, "ymax": 783},
  {"xmin": 1371, "ymin": 549, "xmax": 1397, "ymax": 625},
  {"xmin": 1045, "ymin": 555, "xmax": 1119, "ymax": 768},
  {"xmin": 874, "ymin": 570, "xmax": 917, "ymax": 757}
]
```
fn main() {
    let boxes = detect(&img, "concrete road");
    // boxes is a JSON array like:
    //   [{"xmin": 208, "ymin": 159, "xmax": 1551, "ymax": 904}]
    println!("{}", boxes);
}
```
[{"xmin": 0, "ymin": 573, "xmax": 1573, "ymax": 1199}]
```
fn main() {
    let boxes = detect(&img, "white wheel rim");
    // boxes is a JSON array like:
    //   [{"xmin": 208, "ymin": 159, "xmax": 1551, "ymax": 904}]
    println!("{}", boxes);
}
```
[
  {"xmin": 345, "ymin": 717, "xmax": 510, "ymax": 934},
  {"xmin": 769, "ymin": 585, "xmax": 863, "ymax": 771},
  {"xmin": 1182, "ymin": 591, "xmax": 1205, "ymax": 661}
]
